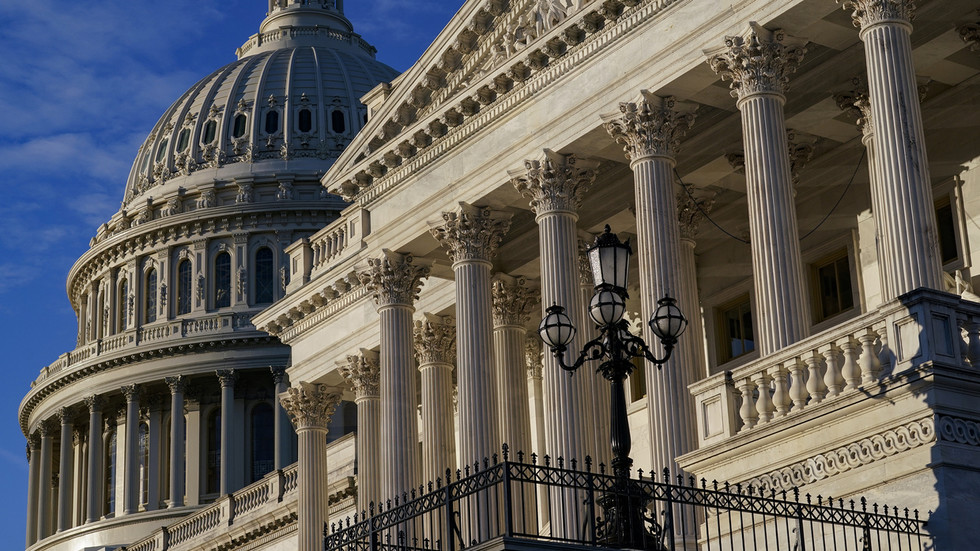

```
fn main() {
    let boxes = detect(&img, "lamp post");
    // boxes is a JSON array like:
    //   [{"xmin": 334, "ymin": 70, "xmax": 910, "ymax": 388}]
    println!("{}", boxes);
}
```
[{"xmin": 538, "ymin": 225, "xmax": 687, "ymax": 550}]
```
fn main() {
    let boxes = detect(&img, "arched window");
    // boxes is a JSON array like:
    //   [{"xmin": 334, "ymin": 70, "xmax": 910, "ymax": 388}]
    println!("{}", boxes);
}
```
[
  {"xmin": 145, "ymin": 269, "xmax": 157, "ymax": 323},
  {"xmin": 331, "ymin": 110, "xmax": 346, "ymax": 133},
  {"xmin": 105, "ymin": 429, "xmax": 117, "ymax": 515},
  {"xmin": 139, "ymin": 422, "xmax": 149, "ymax": 506},
  {"xmin": 155, "ymin": 139, "xmax": 169, "ymax": 162},
  {"xmin": 202, "ymin": 120, "xmax": 217, "ymax": 144},
  {"xmin": 206, "ymin": 409, "xmax": 221, "ymax": 495},
  {"xmin": 298, "ymin": 108, "xmax": 312, "ymax": 132},
  {"xmin": 250, "ymin": 403, "xmax": 274, "ymax": 483},
  {"xmin": 176, "ymin": 128, "xmax": 190, "ymax": 153},
  {"xmin": 176, "ymin": 259, "xmax": 192, "ymax": 315},
  {"xmin": 215, "ymin": 251, "xmax": 231, "ymax": 308},
  {"xmin": 118, "ymin": 279, "xmax": 129, "ymax": 332},
  {"xmin": 232, "ymin": 114, "xmax": 247, "ymax": 138},
  {"xmin": 254, "ymin": 247, "xmax": 275, "ymax": 304},
  {"xmin": 265, "ymin": 110, "xmax": 279, "ymax": 134}
]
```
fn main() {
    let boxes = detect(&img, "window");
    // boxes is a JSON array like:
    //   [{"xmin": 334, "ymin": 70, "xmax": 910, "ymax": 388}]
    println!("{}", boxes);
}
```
[
  {"xmin": 232, "ymin": 114, "xmax": 247, "ymax": 138},
  {"xmin": 202, "ymin": 120, "xmax": 217, "ymax": 144},
  {"xmin": 206, "ymin": 409, "xmax": 221, "ymax": 494},
  {"xmin": 250, "ymin": 403, "xmax": 274, "ymax": 483},
  {"xmin": 936, "ymin": 201, "xmax": 959, "ymax": 265},
  {"xmin": 145, "ymin": 269, "xmax": 157, "ymax": 323},
  {"xmin": 717, "ymin": 296, "xmax": 755, "ymax": 363},
  {"xmin": 331, "ymin": 110, "xmax": 346, "ymax": 133},
  {"xmin": 118, "ymin": 279, "xmax": 128, "ymax": 331},
  {"xmin": 298, "ymin": 108, "xmax": 312, "ymax": 132},
  {"xmin": 176, "ymin": 259, "xmax": 192, "ymax": 315},
  {"xmin": 176, "ymin": 129, "xmax": 190, "ymax": 153},
  {"xmin": 629, "ymin": 355, "xmax": 646, "ymax": 403},
  {"xmin": 265, "ymin": 110, "xmax": 279, "ymax": 134},
  {"xmin": 155, "ymin": 139, "xmax": 168, "ymax": 162},
  {"xmin": 254, "ymin": 247, "xmax": 275, "ymax": 304},
  {"xmin": 139, "ymin": 422, "xmax": 149, "ymax": 506},
  {"xmin": 812, "ymin": 252, "xmax": 854, "ymax": 322},
  {"xmin": 105, "ymin": 430, "xmax": 117, "ymax": 515},
  {"xmin": 215, "ymin": 252, "xmax": 231, "ymax": 308}
]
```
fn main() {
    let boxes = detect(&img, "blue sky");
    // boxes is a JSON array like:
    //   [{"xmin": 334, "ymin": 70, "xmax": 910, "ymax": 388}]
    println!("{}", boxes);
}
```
[{"xmin": 0, "ymin": 0, "xmax": 460, "ymax": 542}]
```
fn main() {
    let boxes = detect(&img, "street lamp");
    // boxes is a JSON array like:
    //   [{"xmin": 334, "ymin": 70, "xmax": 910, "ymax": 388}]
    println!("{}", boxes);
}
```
[{"xmin": 538, "ymin": 225, "xmax": 687, "ymax": 550}]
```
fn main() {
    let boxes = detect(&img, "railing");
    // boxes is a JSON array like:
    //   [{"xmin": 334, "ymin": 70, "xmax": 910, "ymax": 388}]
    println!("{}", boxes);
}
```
[
  {"xmin": 691, "ymin": 289, "xmax": 980, "ymax": 444},
  {"xmin": 236, "ymin": 26, "xmax": 376, "ymax": 58},
  {"xmin": 325, "ymin": 448, "xmax": 924, "ymax": 551},
  {"xmin": 309, "ymin": 208, "xmax": 365, "ymax": 278}
]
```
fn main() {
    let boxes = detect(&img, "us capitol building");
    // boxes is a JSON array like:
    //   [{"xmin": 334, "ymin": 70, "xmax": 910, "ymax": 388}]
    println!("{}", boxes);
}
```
[{"xmin": 18, "ymin": 0, "xmax": 980, "ymax": 550}]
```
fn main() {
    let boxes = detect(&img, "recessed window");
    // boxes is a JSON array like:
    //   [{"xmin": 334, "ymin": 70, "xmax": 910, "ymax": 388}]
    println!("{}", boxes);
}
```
[
  {"xmin": 629, "ymin": 355, "xmax": 646, "ymax": 403},
  {"xmin": 206, "ymin": 409, "xmax": 221, "ymax": 494},
  {"xmin": 250, "ymin": 403, "xmax": 274, "ymax": 483},
  {"xmin": 298, "ymin": 108, "xmax": 313, "ymax": 133},
  {"xmin": 265, "ymin": 110, "xmax": 279, "ymax": 134},
  {"xmin": 177, "ymin": 259, "xmax": 192, "ymax": 315},
  {"xmin": 215, "ymin": 251, "xmax": 231, "ymax": 308},
  {"xmin": 144, "ymin": 269, "xmax": 157, "ymax": 324},
  {"xmin": 118, "ymin": 279, "xmax": 128, "ymax": 331},
  {"xmin": 202, "ymin": 120, "xmax": 217, "ymax": 144},
  {"xmin": 176, "ymin": 129, "xmax": 190, "ymax": 153},
  {"xmin": 812, "ymin": 251, "xmax": 854, "ymax": 322},
  {"xmin": 331, "ymin": 110, "xmax": 346, "ymax": 133},
  {"xmin": 936, "ymin": 201, "xmax": 959, "ymax": 265},
  {"xmin": 255, "ymin": 247, "xmax": 275, "ymax": 304},
  {"xmin": 717, "ymin": 295, "xmax": 755, "ymax": 363},
  {"xmin": 155, "ymin": 139, "xmax": 169, "ymax": 162},
  {"xmin": 232, "ymin": 114, "xmax": 248, "ymax": 138}
]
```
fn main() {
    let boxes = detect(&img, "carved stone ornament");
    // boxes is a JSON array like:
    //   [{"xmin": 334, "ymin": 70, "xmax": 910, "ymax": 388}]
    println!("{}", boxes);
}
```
[
  {"xmin": 237, "ymin": 266, "xmax": 247, "ymax": 298},
  {"xmin": 577, "ymin": 238, "xmax": 594, "ymax": 287},
  {"xmin": 160, "ymin": 282, "xmax": 168, "ymax": 307},
  {"xmin": 833, "ymin": 79, "xmax": 875, "ymax": 138},
  {"xmin": 359, "ymin": 250, "xmax": 430, "ymax": 307},
  {"xmin": 279, "ymin": 381, "xmax": 343, "ymax": 431},
  {"xmin": 341, "ymin": 350, "xmax": 381, "ymax": 398},
  {"xmin": 959, "ymin": 19, "xmax": 980, "ymax": 51},
  {"xmin": 937, "ymin": 414, "xmax": 980, "ymax": 447},
  {"xmin": 236, "ymin": 181, "xmax": 254, "ymax": 203},
  {"xmin": 430, "ymin": 202, "xmax": 513, "ymax": 264},
  {"xmin": 121, "ymin": 384, "xmax": 140, "ymax": 402},
  {"xmin": 83, "ymin": 394, "xmax": 103, "ymax": 412},
  {"xmin": 510, "ymin": 149, "xmax": 599, "ymax": 215},
  {"xmin": 602, "ymin": 93, "xmax": 697, "ymax": 162},
  {"xmin": 165, "ymin": 375, "xmax": 187, "ymax": 394},
  {"xmin": 216, "ymin": 369, "xmax": 238, "ymax": 388},
  {"xmin": 707, "ymin": 24, "xmax": 807, "ymax": 100},
  {"xmin": 676, "ymin": 185, "xmax": 716, "ymax": 240},
  {"xmin": 786, "ymin": 129, "xmax": 815, "ymax": 185},
  {"xmin": 270, "ymin": 366, "xmax": 288, "ymax": 386},
  {"xmin": 525, "ymin": 338, "xmax": 543, "ymax": 378},
  {"xmin": 491, "ymin": 275, "xmax": 538, "ymax": 327},
  {"xmin": 413, "ymin": 314, "xmax": 457, "ymax": 366},
  {"xmin": 838, "ymin": 0, "xmax": 915, "ymax": 30}
]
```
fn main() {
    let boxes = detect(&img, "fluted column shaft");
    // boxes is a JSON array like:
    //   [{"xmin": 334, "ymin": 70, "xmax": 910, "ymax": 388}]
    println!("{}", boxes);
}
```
[
  {"xmin": 271, "ymin": 367, "xmax": 292, "ymax": 470},
  {"xmin": 413, "ymin": 317, "xmax": 456, "ymax": 484},
  {"xmin": 280, "ymin": 382, "xmax": 342, "ymax": 551},
  {"xmin": 146, "ymin": 402, "xmax": 162, "ymax": 510},
  {"xmin": 341, "ymin": 351, "xmax": 381, "ymax": 510},
  {"xmin": 26, "ymin": 437, "xmax": 39, "ymax": 546},
  {"xmin": 122, "ymin": 385, "xmax": 140, "ymax": 514},
  {"xmin": 72, "ymin": 431, "xmax": 86, "ymax": 526},
  {"xmin": 166, "ymin": 376, "xmax": 186, "ymax": 508},
  {"xmin": 845, "ymin": 0, "xmax": 943, "ymax": 298},
  {"xmin": 491, "ymin": 276, "xmax": 535, "ymax": 458},
  {"xmin": 57, "ymin": 410, "xmax": 73, "ymax": 532},
  {"xmin": 37, "ymin": 423, "xmax": 53, "ymax": 539},
  {"xmin": 217, "ymin": 370, "xmax": 237, "ymax": 496},
  {"xmin": 85, "ymin": 396, "xmax": 103, "ymax": 523},
  {"xmin": 709, "ymin": 27, "xmax": 810, "ymax": 355}
]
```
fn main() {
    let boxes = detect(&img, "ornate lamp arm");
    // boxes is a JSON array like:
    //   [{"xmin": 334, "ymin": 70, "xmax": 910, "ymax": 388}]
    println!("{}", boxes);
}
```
[
  {"xmin": 548, "ymin": 335, "xmax": 607, "ymax": 373},
  {"xmin": 621, "ymin": 330, "xmax": 675, "ymax": 368}
]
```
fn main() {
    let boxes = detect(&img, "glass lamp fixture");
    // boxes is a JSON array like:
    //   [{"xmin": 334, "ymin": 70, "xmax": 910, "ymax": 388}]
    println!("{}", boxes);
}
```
[
  {"xmin": 649, "ymin": 295, "xmax": 688, "ymax": 343},
  {"xmin": 587, "ymin": 225, "xmax": 631, "ymax": 293},
  {"xmin": 538, "ymin": 304, "xmax": 576, "ymax": 349},
  {"xmin": 589, "ymin": 289, "xmax": 626, "ymax": 326}
]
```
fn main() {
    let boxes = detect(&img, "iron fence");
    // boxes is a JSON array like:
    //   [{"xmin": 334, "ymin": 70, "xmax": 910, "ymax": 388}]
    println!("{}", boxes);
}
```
[{"xmin": 325, "ymin": 448, "xmax": 924, "ymax": 551}]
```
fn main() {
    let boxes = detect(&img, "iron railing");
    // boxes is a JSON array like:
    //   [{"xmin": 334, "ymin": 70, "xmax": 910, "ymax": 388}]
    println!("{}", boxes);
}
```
[{"xmin": 325, "ymin": 448, "xmax": 925, "ymax": 551}]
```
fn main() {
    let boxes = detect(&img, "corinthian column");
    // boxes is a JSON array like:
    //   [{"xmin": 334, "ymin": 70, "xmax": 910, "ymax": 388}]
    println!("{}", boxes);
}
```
[
  {"xmin": 708, "ymin": 25, "xmax": 811, "ymax": 355},
  {"xmin": 359, "ymin": 251, "xmax": 429, "ymax": 500},
  {"xmin": 165, "ymin": 376, "xmax": 186, "ymax": 508},
  {"xmin": 37, "ymin": 420, "xmax": 53, "ymax": 539},
  {"xmin": 490, "ymin": 275, "xmax": 535, "ymax": 457},
  {"xmin": 280, "ymin": 382, "xmax": 342, "ymax": 551},
  {"xmin": 57, "ymin": 408, "xmax": 74, "ymax": 532},
  {"xmin": 840, "ymin": 0, "xmax": 943, "ymax": 298},
  {"xmin": 431, "ymin": 203, "xmax": 512, "ymax": 466},
  {"xmin": 413, "ymin": 315, "xmax": 456, "ymax": 483},
  {"xmin": 26, "ymin": 435, "xmax": 40, "ymax": 546},
  {"xmin": 271, "ymin": 367, "xmax": 293, "ymax": 470},
  {"xmin": 677, "ymin": 187, "xmax": 715, "ymax": 381},
  {"xmin": 216, "ymin": 370, "xmax": 238, "ymax": 495},
  {"xmin": 340, "ymin": 350, "xmax": 381, "ymax": 510},
  {"xmin": 121, "ymin": 384, "xmax": 140, "ymax": 515},
  {"xmin": 511, "ymin": 151, "xmax": 598, "ymax": 468},
  {"xmin": 84, "ymin": 395, "xmax": 103, "ymax": 523}
]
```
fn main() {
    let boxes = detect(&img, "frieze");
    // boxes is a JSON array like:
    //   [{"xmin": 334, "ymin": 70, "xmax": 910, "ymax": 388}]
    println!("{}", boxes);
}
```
[{"xmin": 937, "ymin": 414, "xmax": 980, "ymax": 447}]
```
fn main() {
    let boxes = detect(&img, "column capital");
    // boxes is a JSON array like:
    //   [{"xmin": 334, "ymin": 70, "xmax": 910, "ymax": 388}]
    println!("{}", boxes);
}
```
[
  {"xmin": 959, "ymin": 20, "xmax": 980, "ymax": 51},
  {"xmin": 341, "ymin": 350, "xmax": 381, "ymax": 398},
  {"xmin": 786, "ymin": 129, "xmax": 814, "ymax": 186},
  {"xmin": 270, "ymin": 366, "xmax": 288, "ymax": 386},
  {"xmin": 359, "ymin": 249, "xmax": 430, "ymax": 307},
  {"xmin": 216, "ymin": 369, "xmax": 238, "ymax": 388},
  {"xmin": 510, "ymin": 149, "xmax": 598, "ymax": 215},
  {"xmin": 165, "ymin": 375, "xmax": 187, "ymax": 394},
  {"xmin": 707, "ymin": 24, "xmax": 806, "ymax": 101},
  {"xmin": 491, "ymin": 275, "xmax": 537, "ymax": 327},
  {"xmin": 57, "ymin": 407, "xmax": 73, "ymax": 425},
  {"xmin": 279, "ymin": 381, "xmax": 343, "ymax": 431},
  {"xmin": 413, "ymin": 314, "xmax": 457, "ymax": 365},
  {"xmin": 38, "ymin": 419, "xmax": 54, "ymax": 438},
  {"xmin": 677, "ymin": 186, "xmax": 716, "ymax": 240},
  {"xmin": 28, "ymin": 433, "xmax": 40, "ymax": 451},
  {"xmin": 72, "ymin": 428, "xmax": 84, "ymax": 446},
  {"xmin": 834, "ymin": 82, "xmax": 874, "ymax": 139},
  {"xmin": 525, "ymin": 338, "xmax": 543, "ymax": 379},
  {"xmin": 577, "ymin": 237, "xmax": 594, "ymax": 287},
  {"xmin": 121, "ymin": 384, "xmax": 140, "ymax": 402},
  {"xmin": 838, "ymin": 0, "xmax": 915, "ymax": 30},
  {"xmin": 601, "ymin": 93, "xmax": 696, "ymax": 162},
  {"xmin": 430, "ymin": 202, "xmax": 513, "ymax": 264}
]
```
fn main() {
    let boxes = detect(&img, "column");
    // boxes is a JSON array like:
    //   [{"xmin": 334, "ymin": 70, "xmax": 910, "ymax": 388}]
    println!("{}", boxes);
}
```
[
  {"xmin": 84, "ymin": 395, "xmax": 103, "ymax": 523},
  {"xmin": 340, "ymin": 351, "xmax": 381, "ymax": 510},
  {"xmin": 576, "ymin": 241, "xmax": 611, "ymax": 470},
  {"xmin": 72, "ymin": 428, "xmax": 86, "ymax": 527},
  {"xmin": 841, "ymin": 0, "xmax": 943, "ymax": 298},
  {"xmin": 184, "ymin": 398, "xmax": 202, "ymax": 506},
  {"xmin": 165, "ymin": 376, "xmax": 186, "ymax": 508},
  {"xmin": 146, "ymin": 396, "xmax": 162, "ymax": 510},
  {"xmin": 280, "ymin": 382, "xmax": 342, "ymax": 551},
  {"xmin": 271, "ymin": 367, "xmax": 293, "ymax": 470},
  {"xmin": 37, "ymin": 420, "xmax": 53, "ymax": 540},
  {"xmin": 525, "ymin": 339, "xmax": 551, "ymax": 529},
  {"xmin": 490, "ymin": 275, "xmax": 535, "ymax": 457},
  {"xmin": 121, "ymin": 384, "xmax": 140, "ymax": 515},
  {"xmin": 57, "ymin": 408, "xmax": 74, "ymax": 532},
  {"xmin": 430, "ymin": 203, "xmax": 512, "ymax": 467},
  {"xmin": 413, "ymin": 315, "xmax": 457, "ymax": 483},
  {"xmin": 676, "ymin": 188, "xmax": 715, "ymax": 381},
  {"xmin": 26, "ymin": 435, "xmax": 39, "ymax": 546},
  {"xmin": 511, "ymin": 150, "xmax": 598, "ymax": 465},
  {"xmin": 359, "ymin": 251, "xmax": 429, "ymax": 500},
  {"xmin": 216, "ymin": 369, "xmax": 238, "ymax": 495},
  {"xmin": 708, "ymin": 25, "xmax": 811, "ymax": 355}
]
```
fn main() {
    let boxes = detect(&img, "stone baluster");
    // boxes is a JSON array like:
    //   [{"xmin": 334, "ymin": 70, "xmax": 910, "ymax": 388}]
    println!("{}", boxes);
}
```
[
  {"xmin": 430, "ymin": 202, "xmax": 512, "ymax": 466},
  {"xmin": 121, "ymin": 383, "xmax": 140, "ymax": 515},
  {"xmin": 216, "ymin": 370, "xmax": 238, "ymax": 495},
  {"xmin": 840, "ymin": 0, "xmax": 943, "ymax": 299},
  {"xmin": 770, "ymin": 364, "xmax": 791, "ymax": 417},
  {"xmin": 708, "ymin": 25, "xmax": 811, "ymax": 355},
  {"xmin": 413, "ymin": 316, "xmax": 456, "ymax": 485},
  {"xmin": 858, "ymin": 330, "xmax": 881, "ymax": 384},
  {"xmin": 57, "ymin": 408, "xmax": 74, "ymax": 532},
  {"xmin": 788, "ymin": 359, "xmax": 809, "ymax": 412},
  {"xmin": 822, "ymin": 344, "xmax": 844, "ymax": 398},
  {"xmin": 26, "ymin": 435, "xmax": 40, "ymax": 546},
  {"xmin": 37, "ymin": 420, "xmax": 54, "ymax": 539},
  {"xmin": 271, "ymin": 367, "xmax": 293, "ymax": 470},
  {"xmin": 280, "ymin": 382, "xmax": 342, "ymax": 551},
  {"xmin": 964, "ymin": 321, "xmax": 980, "ymax": 368},
  {"xmin": 165, "ymin": 376, "xmax": 186, "ymax": 508},
  {"xmin": 359, "ymin": 250, "xmax": 429, "ymax": 500},
  {"xmin": 341, "ymin": 350, "xmax": 382, "ymax": 510},
  {"xmin": 752, "ymin": 372, "xmax": 774, "ymax": 424},
  {"xmin": 840, "ymin": 337, "xmax": 862, "ymax": 389},
  {"xmin": 84, "ymin": 395, "xmax": 103, "ymax": 523},
  {"xmin": 737, "ymin": 379, "xmax": 758, "ymax": 431},
  {"xmin": 805, "ymin": 352, "xmax": 828, "ymax": 404}
]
